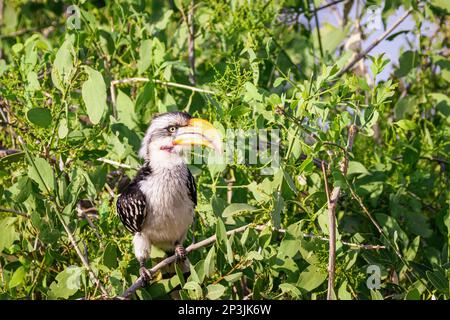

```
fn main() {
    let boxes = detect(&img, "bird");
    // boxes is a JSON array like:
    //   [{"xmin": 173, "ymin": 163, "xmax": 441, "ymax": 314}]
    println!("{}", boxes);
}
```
[{"xmin": 116, "ymin": 111, "xmax": 221, "ymax": 283}]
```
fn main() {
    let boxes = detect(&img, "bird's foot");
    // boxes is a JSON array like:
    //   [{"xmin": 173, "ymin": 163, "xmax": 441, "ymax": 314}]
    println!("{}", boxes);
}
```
[
  {"xmin": 139, "ymin": 266, "xmax": 152, "ymax": 286},
  {"xmin": 175, "ymin": 245, "xmax": 187, "ymax": 263}
]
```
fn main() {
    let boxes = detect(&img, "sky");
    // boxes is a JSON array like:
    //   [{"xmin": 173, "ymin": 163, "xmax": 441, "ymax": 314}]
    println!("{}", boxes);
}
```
[{"xmin": 314, "ymin": 1, "xmax": 437, "ymax": 81}]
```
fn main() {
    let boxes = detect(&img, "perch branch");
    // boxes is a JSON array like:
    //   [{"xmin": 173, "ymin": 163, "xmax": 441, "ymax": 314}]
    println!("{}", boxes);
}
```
[
  {"xmin": 325, "ymin": 124, "xmax": 358, "ymax": 300},
  {"xmin": 336, "ymin": 8, "xmax": 413, "ymax": 78},
  {"xmin": 121, "ymin": 217, "xmax": 383, "ymax": 299}
]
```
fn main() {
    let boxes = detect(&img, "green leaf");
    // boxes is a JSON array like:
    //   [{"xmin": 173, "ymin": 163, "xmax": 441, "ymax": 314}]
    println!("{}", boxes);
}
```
[
  {"xmin": 204, "ymin": 246, "xmax": 216, "ymax": 277},
  {"xmin": 28, "ymin": 157, "xmax": 55, "ymax": 192},
  {"xmin": 395, "ymin": 119, "xmax": 416, "ymax": 131},
  {"xmin": 26, "ymin": 71, "xmax": 41, "ymax": 92},
  {"xmin": 347, "ymin": 161, "xmax": 369, "ymax": 175},
  {"xmin": 224, "ymin": 272, "xmax": 243, "ymax": 283},
  {"xmin": 395, "ymin": 51, "xmax": 420, "ymax": 77},
  {"xmin": 215, "ymin": 218, "xmax": 228, "ymax": 256},
  {"xmin": 405, "ymin": 236, "xmax": 420, "ymax": 261},
  {"xmin": 394, "ymin": 95, "xmax": 417, "ymax": 119},
  {"xmin": 405, "ymin": 288, "xmax": 421, "ymax": 300},
  {"xmin": 103, "ymin": 243, "xmax": 118, "ymax": 269},
  {"xmin": 58, "ymin": 118, "xmax": 69, "ymax": 139},
  {"xmin": 12, "ymin": 177, "xmax": 32, "ymax": 202},
  {"xmin": 297, "ymin": 265, "xmax": 327, "ymax": 291},
  {"xmin": 116, "ymin": 90, "xmax": 136, "ymax": 129},
  {"xmin": 183, "ymin": 281, "xmax": 203, "ymax": 299},
  {"xmin": 426, "ymin": 270, "xmax": 449, "ymax": 294},
  {"xmin": 278, "ymin": 239, "xmax": 301, "ymax": 258},
  {"xmin": 272, "ymin": 192, "xmax": 283, "ymax": 229},
  {"xmin": 370, "ymin": 290, "xmax": 384, "ymax": 300},
  {"xmin": 51, "ymin": 39, "xmax": 74, "ymax": 91},
  {"xmin": 137, "ymin": 39, "xmax": 152, "ymax": 75},
  {"xmin": 206, "ymin": 284, "xmax": 226, "ymax": 300},
  {"xmin": 244, "ymin": 82, "xmax": 262, "ymax": 102},
  {"xmin": 48, "ymin": 266, "xmax": 83, "ymax": 299},
  {"xmin": 0, "ymin": 217, "xmax": 19, "ymax": 252},
  {"xmin": 9, "ymin": 266, "xmax": 26, "ymax": 288},
  {"xmin": 0, "ymin": 152, "xmax": 25, "ymax": 168},
  {"xmin": 279, "ymin": 283, "xmax": 301, "ymax": 298},
  {"xmin": 136, "ymin": 81, "xmax": 155, "ymax": 123},
  {"xmin": 273, "ymin": 77, "xmax": 284, "ymax": 88},
  {"xmin": 222, "ymin": 203, "xmax": 256, "ymax": 218},
  {"xmin": 27, "ymin": 108, "xmax": 52, "ymax": 128},
  {"xmin": 430, "ymin": 0, "xmax": 450, "ymax": 12},
  {"xmin": 81, "ymin": 67, "xmax": 107, "ymax": 125}
]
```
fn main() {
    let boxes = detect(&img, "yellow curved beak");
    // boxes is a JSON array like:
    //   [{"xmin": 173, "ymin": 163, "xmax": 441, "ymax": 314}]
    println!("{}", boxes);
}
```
[{"xmin": 172, "ymin": 118, "xmax": 222, "ymax": 153}]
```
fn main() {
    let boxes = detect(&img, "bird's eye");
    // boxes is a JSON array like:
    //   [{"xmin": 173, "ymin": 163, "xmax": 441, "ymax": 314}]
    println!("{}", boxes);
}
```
[{"xmin": 168, "ymin": 126, "xmax": 176, "ymax": 133}]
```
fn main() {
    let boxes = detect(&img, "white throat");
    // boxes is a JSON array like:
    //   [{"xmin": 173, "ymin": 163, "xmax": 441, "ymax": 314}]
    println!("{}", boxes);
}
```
[{"xmin": 148, "ymin": 148, "xmax": 185, "ymax": 171}]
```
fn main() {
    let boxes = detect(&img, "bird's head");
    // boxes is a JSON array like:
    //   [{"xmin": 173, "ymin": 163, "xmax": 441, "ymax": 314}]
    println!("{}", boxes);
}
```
[{"xmin": 139, "ymin": 111, "xmax": 222, "ymax": 168}]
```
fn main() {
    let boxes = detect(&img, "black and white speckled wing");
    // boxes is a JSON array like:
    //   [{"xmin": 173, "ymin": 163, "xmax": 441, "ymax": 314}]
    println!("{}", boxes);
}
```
[
  {"xmin": 116, "ymin": 181, "xmax": 147, "ymax": 233},
  {"xmin": 186, "ymin": 169, "xmax": 197, "ymax": 207}
]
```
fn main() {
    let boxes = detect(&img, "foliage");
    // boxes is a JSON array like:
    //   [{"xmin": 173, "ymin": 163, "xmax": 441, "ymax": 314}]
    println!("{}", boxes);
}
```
[{"xmin": 0, "ymin": 0, "xmax": 449, "ymax": 300}]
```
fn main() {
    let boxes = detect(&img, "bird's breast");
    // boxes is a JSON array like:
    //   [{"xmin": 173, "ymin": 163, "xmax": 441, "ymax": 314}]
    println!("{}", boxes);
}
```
[{"xmin": 138, "ymin": 166, "xmax": 194, "ymax": 248}]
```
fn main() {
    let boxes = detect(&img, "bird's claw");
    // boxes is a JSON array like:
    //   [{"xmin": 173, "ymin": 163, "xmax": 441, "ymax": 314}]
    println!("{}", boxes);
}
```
[
  {"xmin": 175, "ymin": 245, "xmax": 187, "ymax": 263},
  {"xmin": 139, "ymin": 266, "xmax": 152, "ymax": 286}
]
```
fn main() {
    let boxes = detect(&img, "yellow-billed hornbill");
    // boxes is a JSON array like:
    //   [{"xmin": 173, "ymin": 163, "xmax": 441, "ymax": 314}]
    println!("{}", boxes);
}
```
[{"xmin": 116, "ymin": 112, "xmax": 221, "ymax": 283}]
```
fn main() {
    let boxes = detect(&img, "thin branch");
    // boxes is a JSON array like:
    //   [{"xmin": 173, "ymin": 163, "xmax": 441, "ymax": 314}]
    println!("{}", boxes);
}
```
[
  {"xmin": 325, "ymin": 124, "xmax": 358, "ymax": 300},
  {"xmin": 76, "ymin": 205, "xmax": 103, "ymax": 242},
  {"xmin": 97, "ymin": 157, "xmax": 135, "ymax": 169},
  {"xmin": 57, "ymin": 214, "xmax": 109, "ymax": 298},
  {"xmin": 336, "ymin": 8, "xmax": 413, "ymax": 78},
  {"xmin": 0, "ymin": 207, "xmax": 29, "ymax": 218},
  {"xmin": 109, "ymin": 78, "xmax": 217, "ymax": 112},
  {"xmin": 311, "ymin": 0, "xmax": 324, "ymax": 59},
  {"xmin": 282, "ymin": 0, "xmax": 348, "ymax": 16},
  {"xmin": 0, "ymin": 149, "xmax": 21, "ymax": 157},
  {"xmin": 0, "ymin": 22, "xmax": 57, "ymax": 39},
  {"xmin": 322, "ymin": 161, "xmax": 335, "ymax": 301},
  {"xmin": 344, "ymin": 177, "xmax": 383, "ymax": 234},
  {"xmin": 316, "ymin": 0, "xmax": 348, "ymax": 12},
  {"xmin": 187, "ymin": 0, "xmax": 196, "ymax": 85},
  {"xmin": 121, "ymin": 219, "xmax": 383, "ymax": 299}
]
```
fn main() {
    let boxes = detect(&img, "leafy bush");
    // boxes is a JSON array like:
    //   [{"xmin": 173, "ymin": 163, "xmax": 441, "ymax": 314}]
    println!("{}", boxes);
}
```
[{"xmin": 0, "ymin": 0, "xmax": 449, "ymax": 300}]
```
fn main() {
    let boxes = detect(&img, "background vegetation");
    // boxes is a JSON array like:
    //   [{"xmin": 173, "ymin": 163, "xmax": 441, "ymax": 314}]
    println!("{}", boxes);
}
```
[{"xmin": 0, "ymin": 0, "xmax": 449, "ymax": 300}]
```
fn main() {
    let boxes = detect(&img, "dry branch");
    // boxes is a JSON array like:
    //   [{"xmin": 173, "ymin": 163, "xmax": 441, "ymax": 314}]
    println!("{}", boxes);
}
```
[
  {"xmin": 325, "ymin": 124, "xmax": 358, "ymax": 300},
  {"xmin": 187, "ymin": 0, "xmax": 196, "ymax": 85},
  {"xmin": 336, "ymin": 9, "xmax": 413, "ymax": 78},
  {"xmin": 109, "ymin": 78, "xmax": 217, "ymax": 113},
  {"xmin": 0, "ymin": 207, "xmax": 29, "ymax": 218}
]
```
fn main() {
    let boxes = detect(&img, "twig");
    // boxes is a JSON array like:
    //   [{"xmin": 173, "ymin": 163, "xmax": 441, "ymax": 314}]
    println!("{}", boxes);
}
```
[
  {"xmin": 0, "ymin": 22, "xmax": 57, "ymax": 39},
  {"xmin": 344, "ymin": 177, "xmax": 383, "ymax": 234},
  {"xmin": 76, "ymin": 205, "xmax": 103, "ymax": 242},
  {"xmin": 97, "ymin": 157, "xmax": 135, "ymax": 169},
  {"xmin": 0, "ymin": 207, "xmax": 29, "ymax": 218},
  {"xmin": 0, "ymin": 149, "xmax": 21, "ymax": 157},
  {"xmin": 109, "ymin": 78, "xmax": 217, "ymax": 112},
  {"xmin": 311, "ymin": 0, "xmax": 324, "ymax": 59},
  {"xmin": 121, "ymin": 219, "xmax": 383, "ymax": 299},
  {"xmin": 58, "ymin": 213, "xmax": 109, "ymax": 298},
  {"xmin": 282, "ymin": 0, "xmax": 348, "ymax": 16},
  {"xmin": 336, "ymin": 8, "xmax": 413, "ymax": 77},
  {"xmin": 325, "ymin": 124, "xmax": 358, "ymax": 300},
  {"xmin": 187, "ymin": 0, "xmax": 196, "ymax": 85}
]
